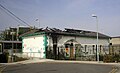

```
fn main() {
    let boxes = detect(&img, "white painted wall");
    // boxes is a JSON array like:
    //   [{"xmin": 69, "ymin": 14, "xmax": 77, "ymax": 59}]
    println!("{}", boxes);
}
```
[
  {"xmin": 22, "ymin": 35, "xmax": 45, "ymax": 58},
  {"xmin": 57, "ymin": 35, "xmax": 109, "ymax": 46},
  {"xmin": 48, "ymin": 35, "xmax": 109, "ymax": 55}
]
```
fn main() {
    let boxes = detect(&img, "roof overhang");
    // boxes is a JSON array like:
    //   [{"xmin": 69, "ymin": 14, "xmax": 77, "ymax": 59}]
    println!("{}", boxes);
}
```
[{"xmin": 0, "ymin": 41, "xmax": 22, "ymax": 43}]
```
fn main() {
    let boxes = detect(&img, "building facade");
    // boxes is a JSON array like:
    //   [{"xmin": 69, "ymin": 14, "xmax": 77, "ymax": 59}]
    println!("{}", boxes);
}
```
[
  {"xmin": 0, "ymin": 26, "xmax": 32, "ymax": 54},
  {"xmin": 21, "ymin": 28, "xmax": 110, "ymax": 60}
]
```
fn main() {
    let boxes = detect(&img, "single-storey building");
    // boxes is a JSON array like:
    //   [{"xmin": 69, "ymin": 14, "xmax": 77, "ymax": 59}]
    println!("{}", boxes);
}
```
[
  {"xmin": 110, "ymin": 36, "xmax": 120, "ymax": 55},
  {"xmin": 110, "ymin": 36, "xmax": 120, "ymax": 45},
  {"xmin": 20, "ymin": 28, "xmax": 110, "ymax": 60}
]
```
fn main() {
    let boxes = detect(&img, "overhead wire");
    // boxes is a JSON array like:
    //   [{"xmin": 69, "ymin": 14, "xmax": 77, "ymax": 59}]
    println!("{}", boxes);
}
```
[
  {"xmin": 0, "ymin": 3, "xmax": 31, "ymax": 27},
  {"xmin": 0, "ymin": 6, "xmax": 25, "ymax": 26}
]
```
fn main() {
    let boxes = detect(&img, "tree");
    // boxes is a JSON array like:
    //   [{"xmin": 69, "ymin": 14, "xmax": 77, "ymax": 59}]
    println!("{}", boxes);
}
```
[
  {"xmin": 0, "ymin": 31, "xmax": 6, "ymax": 40},
  {"xmin": 0, "ymin": 28, "xmax": 17, "ymax": 41}
]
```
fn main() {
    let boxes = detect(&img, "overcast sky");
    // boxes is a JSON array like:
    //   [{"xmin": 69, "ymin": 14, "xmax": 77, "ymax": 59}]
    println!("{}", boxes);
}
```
[{"xmin": 0, "ymin": 0, "xmax": 120, "ymax": 37}]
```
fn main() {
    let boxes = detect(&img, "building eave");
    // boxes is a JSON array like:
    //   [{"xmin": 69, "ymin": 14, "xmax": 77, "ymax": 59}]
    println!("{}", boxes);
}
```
[
  {"xmin": 21, "ymin": 32, "xmax": 45, "ymax": 38},
  {"xmin": 20, "ymin": 27, "xmax": 110, "ymax": 39}
]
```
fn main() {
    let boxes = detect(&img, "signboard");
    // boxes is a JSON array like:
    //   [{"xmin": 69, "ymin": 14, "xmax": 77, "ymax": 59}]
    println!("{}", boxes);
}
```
[{"xmin": 65, "ymin": 48, "xmax": 70, "ymax": 57}]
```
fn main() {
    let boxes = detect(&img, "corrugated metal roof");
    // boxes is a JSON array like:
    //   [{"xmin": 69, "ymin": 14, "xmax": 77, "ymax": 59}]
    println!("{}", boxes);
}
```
[{"xmin": 20, "ymin": 27, "xmax": 110, "ymax": 39}]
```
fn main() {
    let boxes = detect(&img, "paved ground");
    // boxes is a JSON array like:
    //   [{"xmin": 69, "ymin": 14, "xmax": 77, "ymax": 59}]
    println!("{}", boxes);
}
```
[
  {"xmin": 2, "ymin": 62, "xmax": 113, "ymax": 73},
  {"xmin": 0, "ymin": 58, "xmax": 120, "ymax": 73},
  {"xmin": 116, "ymin": 64, "xmax": 120, "ymax": 73}
]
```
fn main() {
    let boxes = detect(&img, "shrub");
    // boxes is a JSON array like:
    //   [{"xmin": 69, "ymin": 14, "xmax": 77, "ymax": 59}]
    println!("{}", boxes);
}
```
[{"xmin": 13, "ymin": 55, "xmax": 28, "ymax": 62}]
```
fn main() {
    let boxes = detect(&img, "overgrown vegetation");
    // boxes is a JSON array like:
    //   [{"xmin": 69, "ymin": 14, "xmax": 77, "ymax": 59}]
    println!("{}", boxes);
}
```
[{"xmin": 103, "ymin": 54, "xmax": 120, "ymax": 63}]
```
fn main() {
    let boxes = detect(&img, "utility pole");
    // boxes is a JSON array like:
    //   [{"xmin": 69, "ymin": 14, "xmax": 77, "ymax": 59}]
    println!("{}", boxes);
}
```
[
  {"xmin": 92, "ymin": 14, "xmax": 99, "ymax": 62},
  {"xmin": 17, "ymin": 25, "xmax": 19, "ymax": 41},
  {"xmin": 36, "ymin": 18, "xmax": 40, "ymax": 28},
  {"xmin": 11, "ymin": 28, "xmax": 15, "ymax": 62}
]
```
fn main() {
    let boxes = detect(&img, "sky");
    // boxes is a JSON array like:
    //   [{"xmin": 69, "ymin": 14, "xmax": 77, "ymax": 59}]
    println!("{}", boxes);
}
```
[{"xmin": 0, "ymin": 0, "xmax": 120, "ymax": 37}]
